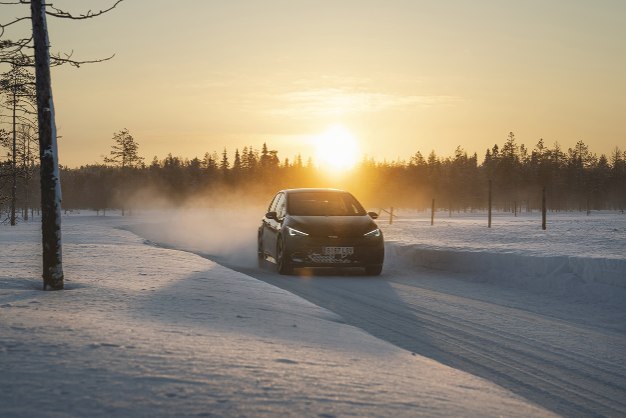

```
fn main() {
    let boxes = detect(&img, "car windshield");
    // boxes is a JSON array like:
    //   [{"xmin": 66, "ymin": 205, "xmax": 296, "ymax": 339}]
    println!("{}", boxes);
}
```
[{"xmin": 287, "ymin": 191, "xmax": 366, "ymax": 216}]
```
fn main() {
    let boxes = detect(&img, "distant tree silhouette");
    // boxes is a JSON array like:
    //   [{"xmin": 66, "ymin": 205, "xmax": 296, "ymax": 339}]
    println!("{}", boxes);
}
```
[
  {"xmin": 103, "ymin": 129, "xmax": 142, "ymax": 215},
  {"xmin": 220, "ymin": 148, "xmax": 229, "ymax": 181},
  {"xmin": 20, "ymin": 138, "xmax": 623, "ymax": 216},
  {"xmin": 0, "ymin": 61, "xmax": 36, "ymax": 225},
  {"xmin": 104, "ymin": 129, "xmax": 143, "ymax": 169}
]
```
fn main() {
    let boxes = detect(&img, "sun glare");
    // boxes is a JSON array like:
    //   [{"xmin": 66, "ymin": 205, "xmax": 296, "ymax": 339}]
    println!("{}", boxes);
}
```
[{"xmin": 314, "ymin": 125, "xmax": 359, "ymax": 171}]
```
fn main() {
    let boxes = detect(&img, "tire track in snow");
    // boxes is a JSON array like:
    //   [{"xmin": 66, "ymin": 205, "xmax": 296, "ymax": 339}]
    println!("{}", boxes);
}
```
[
  {"xmin": 225, "ymin": 261, "xmax": 626, "ymax": 418},
  {"xmin": 324, "ymin": 281, "xmax": 626, "ymax": 417},
  {"xmin": 383, "ymin": 280, "xmax": 626, "ymax": 388}
]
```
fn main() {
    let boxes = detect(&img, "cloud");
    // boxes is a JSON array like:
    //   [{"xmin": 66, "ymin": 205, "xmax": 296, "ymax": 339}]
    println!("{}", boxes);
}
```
[{"xmin": 268, "ymin": 88, "xmax": 461, "ymax": 118}]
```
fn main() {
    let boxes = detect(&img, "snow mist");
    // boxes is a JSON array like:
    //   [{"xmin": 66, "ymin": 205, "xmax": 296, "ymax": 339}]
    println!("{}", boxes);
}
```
[{"xmin": 126, "ymin": 189, "xmax": 267, "ymax": 269}]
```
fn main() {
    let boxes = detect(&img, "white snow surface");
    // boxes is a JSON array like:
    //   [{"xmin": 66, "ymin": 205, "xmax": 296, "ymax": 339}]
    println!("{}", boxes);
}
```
[
  {"xmin": 383, "ymin": 210, "xmax": 626, "ymax": 302},
  {"xmin": 125, "ymin": 207, "xmax": 626, "ymax": 306},
  {"xmin": 0, "ymin": 214, "xmax": 557, "ymax": 417},
  {"xmin": 117, "ymin": 207, "xmax": 626, "ymax": 416}
]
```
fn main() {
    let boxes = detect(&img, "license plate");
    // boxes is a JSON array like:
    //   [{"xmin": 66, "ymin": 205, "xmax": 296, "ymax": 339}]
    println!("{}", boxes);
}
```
[{"xmin": 323, "ymin": 246, "xmax": 354, "ymax": 256}]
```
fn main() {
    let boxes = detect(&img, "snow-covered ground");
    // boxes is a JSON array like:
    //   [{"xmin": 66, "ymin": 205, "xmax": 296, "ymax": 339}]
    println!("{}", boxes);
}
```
[
  {"xmin": 120, "ymin": 207, "xmax": 626, "ymax": 416},
  {"xmin": 123, "ymin": 207, "xmax": 626, "ymax": 306},
  {"xmin": 1, "ymin": 214, "xmax": 559, "ymax": 417},
  {"xmin": 383, "ymin": 210, "xmax": 626, "ymax": 303},
  {"xmin": 385, "ymin": 210, "xmax": 626, "ymax": 259}
]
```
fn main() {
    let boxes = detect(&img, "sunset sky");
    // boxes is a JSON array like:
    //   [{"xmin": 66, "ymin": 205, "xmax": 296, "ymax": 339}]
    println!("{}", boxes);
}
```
[{"xmin": 5, "ymin": 0, "xmax": 626, "ymax": 167}]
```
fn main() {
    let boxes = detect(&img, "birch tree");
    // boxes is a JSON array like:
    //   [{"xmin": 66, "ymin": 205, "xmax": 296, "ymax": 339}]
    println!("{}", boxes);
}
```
[
  {"xmin": 30, "ymin": 0, "xmax": 66, "ymax": 289},
  {"xmin": 1, "ymin": 0, "xmax": 124, "ymax": 290}
]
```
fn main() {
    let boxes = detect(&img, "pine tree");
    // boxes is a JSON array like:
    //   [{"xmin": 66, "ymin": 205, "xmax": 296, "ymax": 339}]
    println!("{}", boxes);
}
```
[
  {"xmin": 220, "ymin": 148, "xmax": 229, "ymax": 179},
  {"xmin": 104, "ymin": 129, "xmax": 143, "ymax": 168},
  {"xmin": 104, "ymin": 129, "xmax": 143, "ymax": 215}
]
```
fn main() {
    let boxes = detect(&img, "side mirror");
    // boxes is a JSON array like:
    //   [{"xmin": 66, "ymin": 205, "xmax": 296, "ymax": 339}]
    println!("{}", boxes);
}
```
[
  {"xmin": 265, "ymin": 211, "xmax": 278, "ymax": 220},
  {"xmin": 368, "ymin": 211, "xmax": 379, "ymax": 220}
]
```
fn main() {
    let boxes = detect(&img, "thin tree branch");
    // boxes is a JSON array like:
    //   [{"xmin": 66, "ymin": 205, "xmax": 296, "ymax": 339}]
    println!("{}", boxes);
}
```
[
  {"xmin": 50, "ymin": 51, "xmax": 115, "ymax": 68},
  {"xmin": 0, "ymin": 38, "xmax": 33, "ymax": 64},
  {"xmin": 0, "ymin": 11, "xmax": 31, "ymax": 38},
  {"xmin": 46, "ymin": 0, "xmax": 124, "ymax": 20}
]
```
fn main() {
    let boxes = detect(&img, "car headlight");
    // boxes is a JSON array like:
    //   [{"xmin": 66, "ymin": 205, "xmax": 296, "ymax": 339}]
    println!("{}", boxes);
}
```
[
  {"xmin": 287, "ymin": 226, "xmax": 309, "ymax": 236},
  {"xmin": 364, "ymin": 228, "xmax": 381, "ymax": 237}
]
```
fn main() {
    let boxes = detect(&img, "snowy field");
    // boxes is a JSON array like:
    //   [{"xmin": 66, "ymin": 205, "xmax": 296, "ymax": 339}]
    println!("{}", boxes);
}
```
[
  {"xmin": 1, "ymin": 209, "xmax": 625, "ymax": 417},
  {"xmin": 383, "ymin": 210, "xmax": 626, "ymax": 303},
  {"xmin": 0, "ymin": 214, "xmax": 557, "ymax": 417},
  {"xmin": 385, "ymin": 210, "xmax": 625, "ymax": 259}
]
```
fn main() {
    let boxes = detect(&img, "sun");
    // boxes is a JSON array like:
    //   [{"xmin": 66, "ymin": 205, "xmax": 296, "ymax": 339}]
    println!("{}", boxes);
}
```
[{"xmin": 314, "ymin": 125, "xmax": 359, "ymax": 171}]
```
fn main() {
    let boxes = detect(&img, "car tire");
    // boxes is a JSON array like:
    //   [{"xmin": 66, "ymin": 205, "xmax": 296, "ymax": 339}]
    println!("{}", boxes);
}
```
[
  {"xmin": 365, "ymin": 264, "xmax": 383, "ymax": 276},
  {"xmin": 276, "ymin": 236, "xmax": 293, "ymax": 275},
  {"xmin": 257, "ymin": 237, "xmax": 265, "ymax": 268}
]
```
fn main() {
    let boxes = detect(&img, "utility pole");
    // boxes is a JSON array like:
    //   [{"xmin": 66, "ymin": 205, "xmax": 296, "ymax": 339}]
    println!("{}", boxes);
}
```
[
  {"xmin": 431, "ymin": 198, "xmax": 435, "ymax": 226},
  {"xmin": 542, "ymin": 187, "xmax": 547, "ymax": 230},
  {"xmin": 488, "ymin": 179, "xmax": 492, "ymax": 228}
]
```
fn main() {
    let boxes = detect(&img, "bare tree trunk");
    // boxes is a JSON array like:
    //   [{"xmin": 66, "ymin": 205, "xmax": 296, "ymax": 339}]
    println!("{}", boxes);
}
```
[
  {"xmin": 31, "ymin": 0, "xmax": 64, "ymax": 290},
  {"xmin": 10, "ymin": 87, "xmax": 17, "ymax": 226},
  {"xmin": 23, "ymin": 135, "xmax": 30, "ymax": 221}
]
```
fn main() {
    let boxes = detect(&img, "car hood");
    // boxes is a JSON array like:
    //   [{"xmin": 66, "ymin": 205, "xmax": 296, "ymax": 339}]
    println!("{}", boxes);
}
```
[{"xmin": 288, "ymin": 215, "xmax": 379, "ymax": 238}]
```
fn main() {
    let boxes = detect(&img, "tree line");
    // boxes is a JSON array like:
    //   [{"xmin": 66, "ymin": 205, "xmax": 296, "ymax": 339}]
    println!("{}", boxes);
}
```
[{"xmin": 1, "ymin": 130, "xmax": 624, "ymax": 217}]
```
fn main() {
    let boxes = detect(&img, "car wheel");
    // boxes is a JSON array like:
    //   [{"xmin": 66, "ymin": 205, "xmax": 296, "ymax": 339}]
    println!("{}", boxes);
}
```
[
  {"xmin": 276, "ymin": 236, "xmax": 293, "ymax": 275},
  {"xmin": 365, "ymin": 264, "xmax": 383, "ymax": 276},
  {"xmin": 257, "ymin": 236, "xmax": 265, "ymax": 268}
]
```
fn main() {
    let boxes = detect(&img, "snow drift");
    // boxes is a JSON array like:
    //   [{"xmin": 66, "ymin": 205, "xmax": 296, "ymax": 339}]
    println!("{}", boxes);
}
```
[
  {"xmin": 0, "ymin": 215, "xmax": 556, "ymax": 417},
  {"xmin": 382, "ymin": 211, "xmax": 626, "ymax": 305},
  {"xmin": 388, "ymin": 245, "xmax": 626, "ymax": 299}
]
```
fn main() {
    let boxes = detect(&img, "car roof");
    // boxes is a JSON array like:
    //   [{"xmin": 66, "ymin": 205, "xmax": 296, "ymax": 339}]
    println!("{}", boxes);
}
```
[{"xmin": 281, "ymin": 188, "xmax": 347, "ymax": 194}]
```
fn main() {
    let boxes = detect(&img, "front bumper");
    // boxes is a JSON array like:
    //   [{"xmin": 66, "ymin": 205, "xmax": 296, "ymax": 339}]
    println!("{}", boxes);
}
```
[{"xmin": 284, "ymin": 235, "xmax": 384, "ymax": 267}]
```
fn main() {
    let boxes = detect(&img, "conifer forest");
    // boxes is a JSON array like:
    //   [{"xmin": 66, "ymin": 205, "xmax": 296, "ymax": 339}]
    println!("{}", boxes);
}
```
[{"xmin": 1, "ymin": 129, "xmax": 625, "ymax": 219}]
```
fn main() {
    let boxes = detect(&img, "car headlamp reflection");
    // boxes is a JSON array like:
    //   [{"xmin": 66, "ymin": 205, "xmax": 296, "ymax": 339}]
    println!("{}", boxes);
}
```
[
  {"xmin": 363, "ymin": 228, "xmax": 381, "ymax": 237},
  {"xmin": 287, "ymin": 226, "xmax": 309, "ymax": 237}
]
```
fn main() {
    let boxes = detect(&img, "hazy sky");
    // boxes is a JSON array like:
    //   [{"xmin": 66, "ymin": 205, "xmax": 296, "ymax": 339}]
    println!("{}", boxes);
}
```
[{"xmin": 5, "ymin": 0, "xmax": 626, "ymax": 166}]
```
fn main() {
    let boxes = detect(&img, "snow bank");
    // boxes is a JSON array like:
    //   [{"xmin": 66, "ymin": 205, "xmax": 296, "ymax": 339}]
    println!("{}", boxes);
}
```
[
  {"xmin": 388, "ymin": 245, "xmax": 626, "ymax": 303},
  {"xmin": 0, "ymin": 215, "xmax": 555, "ymax": 418},
  {"xmin": 383, "ymin": 211, "xmax": 626, "ymax": 304}
]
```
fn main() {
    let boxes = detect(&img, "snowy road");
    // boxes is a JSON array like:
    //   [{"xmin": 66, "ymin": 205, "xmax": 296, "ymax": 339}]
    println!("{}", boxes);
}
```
[
  {"xmin": 2, "ymin": 218, "xmax": 560, "ymax": 418},
  {"xmin": 205, "ymin": 256, "xmax": 626, "ymax": 418},
  {"xmin": 127, "ymin": 211, "xmax": 626, "ymax": 417}
]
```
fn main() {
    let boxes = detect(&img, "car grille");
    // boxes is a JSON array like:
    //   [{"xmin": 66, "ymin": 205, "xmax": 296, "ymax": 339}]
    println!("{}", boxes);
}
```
[{"xmin": 287, "ymin": 234, "xmax": 382, "ymax": 266}]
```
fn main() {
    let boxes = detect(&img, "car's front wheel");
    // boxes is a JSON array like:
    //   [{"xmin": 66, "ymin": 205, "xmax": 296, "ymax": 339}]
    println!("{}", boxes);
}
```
[
  {"xmin": 276, "ymin": 235, "xmax": 293, "ymax": 275},
  {"xmin": 257, "ymin": 236, "xmax": 265, "ymax": 268}
]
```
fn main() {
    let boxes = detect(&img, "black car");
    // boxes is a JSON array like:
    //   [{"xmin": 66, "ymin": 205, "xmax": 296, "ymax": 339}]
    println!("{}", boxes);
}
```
[{"xmin": 258, "ymin": 188, "xmax": 384, "ymax": 275}]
